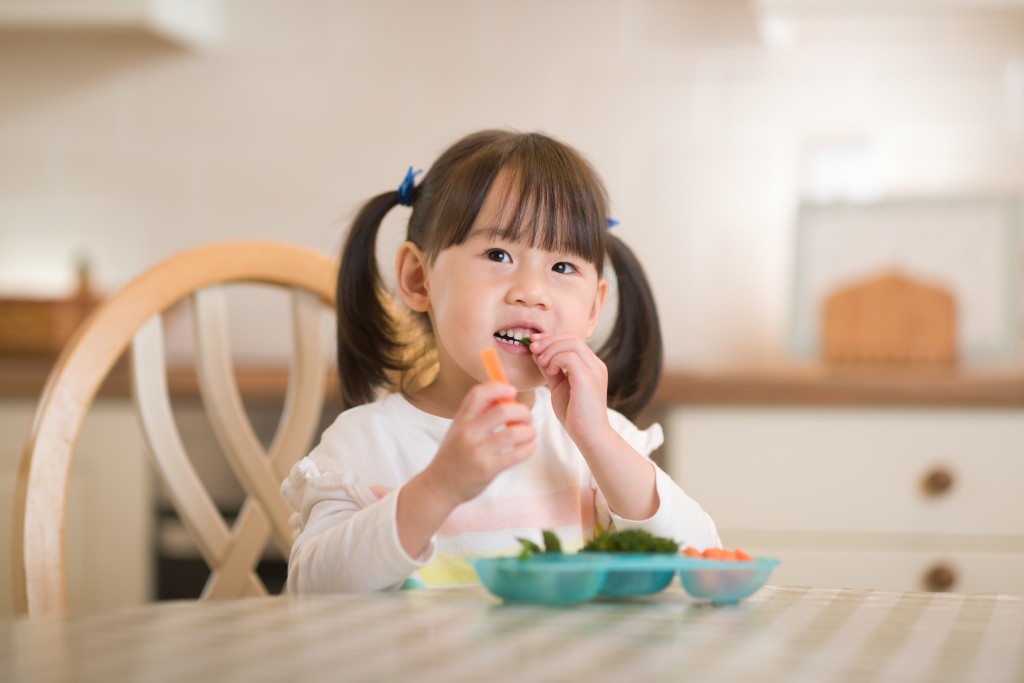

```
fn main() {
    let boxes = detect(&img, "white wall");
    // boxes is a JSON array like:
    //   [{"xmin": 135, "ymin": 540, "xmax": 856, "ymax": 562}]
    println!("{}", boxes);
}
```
[{"xmin": 2, "ymin": 0, "xmax": 1023, "ymax": 368}]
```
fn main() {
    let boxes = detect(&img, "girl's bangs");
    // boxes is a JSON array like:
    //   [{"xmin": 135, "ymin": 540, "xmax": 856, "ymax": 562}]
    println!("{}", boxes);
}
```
[
  {"xmin": 490, "ymin": 160, "xmax": 605, "ymax": 266},
  {"xmin": 426, "ymin": 132, "xmax": 607, "ymax": 269}
]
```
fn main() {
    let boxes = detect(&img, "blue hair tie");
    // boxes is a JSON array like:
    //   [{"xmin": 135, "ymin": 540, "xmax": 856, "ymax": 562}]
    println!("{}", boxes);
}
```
[
  {"xmin": 606, "ymin": 218, "xmax": 619, "ymax": 229},
  {"xmin": 397, "ymin": 166, "xmax": 422, "ymax": 206}
]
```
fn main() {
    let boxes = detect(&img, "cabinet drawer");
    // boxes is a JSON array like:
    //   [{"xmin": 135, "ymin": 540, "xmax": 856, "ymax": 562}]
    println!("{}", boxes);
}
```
[
  {"xmin": 746, "ymin": 546, "xmax": 1024, "ymax": 595},
  {"xmin": 665, "ymin": 407, "xmax": 1024, "ymax": 537}
]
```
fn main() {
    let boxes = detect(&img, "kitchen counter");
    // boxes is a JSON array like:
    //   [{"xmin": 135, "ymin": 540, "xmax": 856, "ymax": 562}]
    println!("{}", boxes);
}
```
[{"xmin": 5, "ymin": 357, "xmax": 1024, "ymax": 407}]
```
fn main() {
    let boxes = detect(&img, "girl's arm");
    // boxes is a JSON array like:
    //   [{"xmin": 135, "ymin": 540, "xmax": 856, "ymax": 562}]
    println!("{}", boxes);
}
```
[
  {"xmin": 396, "ymin": 382, "xmax": 536, "ymax": 559},
  {"xmin": 286, "ymin": 488, "xmax": 423, "ymax": 594},
  {"xmin": 283, "ymin": 383, "xmax": 535, "ymax": 594},
  {"xmin": 596, "ymin": 414, "xmax": 722, "ymax": 550},
  {"xmin": 581, "ymin": 420, "xmax": 721, "ymax": 550},
  {"xmin": 574, "ymin": 424, "xmax": 660, "ymax": 521},
  {"xmin": 529, "ymin": 332, "xmax": 658, "ymax": 519},
  {"xmin": 530, "ymin": 333, "xmax": 720, "ymax": 548}
]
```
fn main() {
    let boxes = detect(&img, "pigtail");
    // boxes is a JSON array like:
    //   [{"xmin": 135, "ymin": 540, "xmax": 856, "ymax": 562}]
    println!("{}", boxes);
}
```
[
  {"xmin": 598, "ymin": 234, "xmax": 663, "ymax": 419},
  {"xmin": 336, "ymin": 189, "xmax": 411, "ymax": 408}
]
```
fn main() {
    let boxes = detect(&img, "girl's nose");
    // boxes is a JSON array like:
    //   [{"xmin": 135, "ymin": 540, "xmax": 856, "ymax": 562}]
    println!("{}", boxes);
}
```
[{"xmin": 506, "ymin": 274, "xmax": 550, "ymax": 309}]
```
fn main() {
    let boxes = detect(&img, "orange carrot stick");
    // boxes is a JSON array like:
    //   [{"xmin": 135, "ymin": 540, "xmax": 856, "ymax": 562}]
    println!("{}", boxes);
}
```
[
  {"xmin": 480, "ymin": 347, "xmax": 509, "ymax": 384},
  {"xmin": 480, "ymin": 347, "xmax": 514, "ymax": 404}
]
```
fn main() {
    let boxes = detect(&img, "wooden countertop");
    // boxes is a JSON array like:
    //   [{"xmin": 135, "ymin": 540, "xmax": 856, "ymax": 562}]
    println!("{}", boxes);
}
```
[
  {"xmin": 0, "ymin": 357, "xmax": 329, "ymax": 406},
  {"xmin": 5, "ymin": 357, "xmax": 1024, "ymax": 407},
  {"xmin": 654, "ymin": 365, "xmax": 1024, "ymax": 407}
]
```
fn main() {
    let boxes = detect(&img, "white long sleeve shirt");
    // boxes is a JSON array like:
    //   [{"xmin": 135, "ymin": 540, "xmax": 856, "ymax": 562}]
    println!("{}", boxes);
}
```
[{"xmin": 281, "ymin": 388, "xmax": 720, "ymax": 594}]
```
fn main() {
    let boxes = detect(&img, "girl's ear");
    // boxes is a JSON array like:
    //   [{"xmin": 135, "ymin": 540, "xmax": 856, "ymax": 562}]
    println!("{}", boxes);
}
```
[
  {"xmin": 585, "ymin": 278, "xmax": 609, "ymax": 339},
  {"xmin": 395, "ymin": 241, "xmax": 431, "ymax": 312}
]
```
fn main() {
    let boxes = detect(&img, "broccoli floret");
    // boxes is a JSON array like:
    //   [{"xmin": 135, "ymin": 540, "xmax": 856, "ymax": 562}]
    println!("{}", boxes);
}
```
[
  {"xmin": 517, "ymin": 538, "xmax": 543, "ymax": 560},
  {"xmin": 517, "ymin": 529, "xmax": 564, "ymax": 560},
  {"xmin": 582, "ymin": 529, "xmax": 679, "ymax": 554},
  {"xmin": 542, "ymin": 530, "xmax": 562, "ymax": 553}
]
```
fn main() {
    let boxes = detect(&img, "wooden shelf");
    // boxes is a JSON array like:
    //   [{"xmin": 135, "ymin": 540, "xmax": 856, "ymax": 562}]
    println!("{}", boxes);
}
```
[
  {"xmin": 0, "ymin": 357, "xmax": 338, "ymax": 406},
  {"xmin": 5, "ymin": 357, "xmax": 1024, "ymax": 408},
  {"xmin": 653, "ymin": 366, "xmax": 1024, "ymax": 407}
]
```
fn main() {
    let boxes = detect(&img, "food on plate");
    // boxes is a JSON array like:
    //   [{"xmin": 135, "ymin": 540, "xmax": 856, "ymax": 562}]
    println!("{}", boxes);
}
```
[
  {"xmin": 475, "ymin": 530, "xmax": 779, "ymax": 605},
  {"xmin": 517, "ymin": 528, "xmax": 680, "ymax": 558},
  {"xmin": 516, "ymin": 529, "xmax": 563, "ymax": 560},
  {"xmin": 582, "ymin": 528, "xmax": 679, "ymax": 554},
  {"xmin": 681, "ymin": 546, "xmax": 754, "ymax": 562},
  {"xmin": 581, "ymin": 529, "xmax": 678, "ymax": 596}
]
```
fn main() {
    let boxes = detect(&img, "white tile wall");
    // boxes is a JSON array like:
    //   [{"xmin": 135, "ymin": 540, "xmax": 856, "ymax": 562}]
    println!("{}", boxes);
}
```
[{"xmin": 1, "ymin": 1, "xmax": 1022, "ymax": 366}]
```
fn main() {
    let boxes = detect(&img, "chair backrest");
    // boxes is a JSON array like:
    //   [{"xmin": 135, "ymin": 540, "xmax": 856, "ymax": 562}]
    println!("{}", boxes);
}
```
[{"xmin": 12, "ymin": 241, "xmax": 338, "ymax": 617}]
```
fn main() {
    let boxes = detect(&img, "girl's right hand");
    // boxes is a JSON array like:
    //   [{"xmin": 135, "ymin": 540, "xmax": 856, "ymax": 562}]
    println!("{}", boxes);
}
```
[{"xmin": 425, "ymin": 382, "xmax": 536, "ymax": 506}]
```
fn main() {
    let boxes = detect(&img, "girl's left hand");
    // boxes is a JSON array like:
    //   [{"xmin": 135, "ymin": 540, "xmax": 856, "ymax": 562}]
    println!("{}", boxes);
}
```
[{"xmin": 528, "ymin": 332, "xmax": 610, "ymax": 447}]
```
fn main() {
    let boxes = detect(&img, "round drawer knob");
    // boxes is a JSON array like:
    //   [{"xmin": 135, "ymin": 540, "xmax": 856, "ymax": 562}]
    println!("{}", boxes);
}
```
[
  {"xmin": 922, "ymin": 468, "xmax": 954, "ymax": 496},
  {"xmin": 924, "ymin": 563, "xmax": 957, "ymax": 592}
]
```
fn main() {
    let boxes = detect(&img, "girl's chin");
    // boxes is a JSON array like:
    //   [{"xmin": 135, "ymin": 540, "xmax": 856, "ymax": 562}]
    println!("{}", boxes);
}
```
[{"xmin": 507, "ymin": 373, "xmax": 547, "ymax": 392}]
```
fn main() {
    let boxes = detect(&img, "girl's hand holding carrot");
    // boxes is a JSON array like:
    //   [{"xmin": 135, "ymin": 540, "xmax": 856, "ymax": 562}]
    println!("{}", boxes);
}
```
[
  {"xmin": 422, "ymin": 378, "xmax": 536, "ymax": 507},
  {"xmin": 526, "ymin": 332, "xmax": 612, "ymax": 449}
]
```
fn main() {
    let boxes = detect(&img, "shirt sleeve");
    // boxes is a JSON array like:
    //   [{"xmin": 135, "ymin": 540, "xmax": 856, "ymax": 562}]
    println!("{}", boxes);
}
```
[
  {"xmin": 597, "ymin": 412, "xmax": 722, "ymax": 551},
  {"xmin": 281, "ymin": 455, "xmax": 434, "ymax": 595}
]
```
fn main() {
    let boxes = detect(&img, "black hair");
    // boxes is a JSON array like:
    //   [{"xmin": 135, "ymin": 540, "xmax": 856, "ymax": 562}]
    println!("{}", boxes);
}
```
[{"xmin": 336, "ymin": 129, "xmax": 662, "ymax": 418}]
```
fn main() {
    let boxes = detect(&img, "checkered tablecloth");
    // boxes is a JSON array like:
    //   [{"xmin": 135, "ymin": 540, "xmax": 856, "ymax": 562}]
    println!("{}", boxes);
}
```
[{"xmin": 2, "ymin": 585, "xmax": 1022, "ymax": 682}]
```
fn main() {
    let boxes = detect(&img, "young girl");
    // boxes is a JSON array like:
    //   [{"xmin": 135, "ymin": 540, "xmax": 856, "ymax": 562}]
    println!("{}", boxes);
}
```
[{"xmin": 282, "ymin": 129, "xmax": 720, "ymax": 593}]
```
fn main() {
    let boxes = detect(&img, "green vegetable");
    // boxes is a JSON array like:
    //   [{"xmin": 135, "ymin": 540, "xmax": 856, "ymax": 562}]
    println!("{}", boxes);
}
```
[
  {"xmin": 521, "ymin": 335, "xmax": 531, "ymax": 348},
  {"xmin": 517, "ymin": 529, "xmax": 563, "ymax": 560},
  {"xmin": 517, "ymin": 538, "xmax": 543, "ymax": 560},
  {"xmin": 582, "ymin": 529, "xmax": 679, "ymax": 554},
  {"xmin": 542, "ymin": 530, "xmax": 562, "ymax": 553},
  {"xmin": 516, "ymin": 528, "xmax": 678, "ymax": 559}
]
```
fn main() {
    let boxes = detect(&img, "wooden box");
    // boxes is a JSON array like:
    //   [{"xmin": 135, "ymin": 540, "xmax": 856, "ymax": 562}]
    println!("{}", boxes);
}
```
[{"xmin": 0, "ymin": 297, "xmax": 98, "ymax": 356}]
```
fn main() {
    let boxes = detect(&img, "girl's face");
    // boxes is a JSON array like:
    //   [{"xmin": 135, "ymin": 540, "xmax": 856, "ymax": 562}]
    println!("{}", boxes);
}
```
[{"xmin": 405, "ymin": 173, "xmax": 608, "ymax": 405}]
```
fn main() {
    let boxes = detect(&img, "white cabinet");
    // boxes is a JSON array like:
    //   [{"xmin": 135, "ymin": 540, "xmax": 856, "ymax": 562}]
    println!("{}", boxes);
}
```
[
  {"xmin": 665, "ymin": 406, "xmax": 1024, "ymax": 595},
  {"xmin": 0, "ymin": 399, "xmax": 154, "ymax": 616}
]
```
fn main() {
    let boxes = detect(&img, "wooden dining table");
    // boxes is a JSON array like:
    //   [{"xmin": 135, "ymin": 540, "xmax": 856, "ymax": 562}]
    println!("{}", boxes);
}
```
[{"xmin": 2, "ymin": 583, "xmax": 1021, "ymax": 683}]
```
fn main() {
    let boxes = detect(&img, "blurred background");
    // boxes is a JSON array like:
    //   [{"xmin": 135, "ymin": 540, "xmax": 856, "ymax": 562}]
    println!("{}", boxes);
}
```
[
  {"xmin": 2, "ymin": 0, "xmax": 1024, "ymax": 614},
  {"xmin": 2, "ymin": 0, "xmax": 1022, "ymax": 366}
]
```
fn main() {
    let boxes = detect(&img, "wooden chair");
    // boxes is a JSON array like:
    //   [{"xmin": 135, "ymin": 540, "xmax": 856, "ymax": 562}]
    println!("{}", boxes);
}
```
[{"xmin": 11, "ymin": 241, "xmax": 338, "ymax": 617}]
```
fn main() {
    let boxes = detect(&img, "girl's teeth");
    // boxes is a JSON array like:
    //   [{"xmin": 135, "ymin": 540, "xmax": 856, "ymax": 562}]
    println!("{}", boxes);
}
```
[{"xmin": 495, "ymin": 330, "xmax": 530, "ymax": 346}]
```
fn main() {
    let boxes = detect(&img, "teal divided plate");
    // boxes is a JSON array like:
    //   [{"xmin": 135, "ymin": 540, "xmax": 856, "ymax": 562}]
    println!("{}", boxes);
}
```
[
  {"xmin": 471, "ymin": 554, "xmax": 780, "ymax": 605},
  {"xmin": 471, "ymin": 554, "xmax": 608, "ymax": 605},
  {"xmin": 676, "ymin": 557, "xmax": 781, "ymax": 605},
  {"xmin": 588, "ymin": 553, "xmax": 677, "ymax": 598}
]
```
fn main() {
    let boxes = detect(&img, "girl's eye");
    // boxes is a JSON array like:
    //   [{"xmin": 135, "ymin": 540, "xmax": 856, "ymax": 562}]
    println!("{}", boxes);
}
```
[
  {"xmin": 485, "ymin": 248, "xmax": 511, "ymax": 263},
  {"xmin": 553, "ymin": 262, "xmax": 577, "ymax": 275}
]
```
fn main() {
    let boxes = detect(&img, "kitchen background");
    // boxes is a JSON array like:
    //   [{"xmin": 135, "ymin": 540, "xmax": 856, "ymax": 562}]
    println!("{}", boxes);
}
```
[{"xmin": 2, "ymin": 0, "xmax": 1024, "ymax": 615}]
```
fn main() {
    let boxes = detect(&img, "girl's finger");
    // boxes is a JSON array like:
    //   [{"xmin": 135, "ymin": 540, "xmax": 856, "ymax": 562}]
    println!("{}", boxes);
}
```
[
  {"xmin": 458, "ymin": 382, "xmax": 518, "ymax": 419},
  {"xmin": 490, "ymin": 438, "xmax": 536, "ymax": 470},
  {"xmin": 525, "ymin": 331, "xmax": 549, "ymax": 351},
  {"xmin": 480, "ymin": 403, "xmax": 533, "ymax": 436},
  {"xmin": 484, "ymin": 423, "xmax": 536, "ymax": 454},
  {"xmin": 544, "ymin": 351, "xmax": 589, "ymax": 382},
  {"xmin": 463, "ymin": 401, "xmax": 532, "ymax": 443},
  {"xmin": 533, "ymin": 336, "xmax": 599, "ymax": 371}
]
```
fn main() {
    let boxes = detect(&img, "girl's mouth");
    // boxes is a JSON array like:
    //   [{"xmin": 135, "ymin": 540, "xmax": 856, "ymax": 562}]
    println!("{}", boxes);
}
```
[{"xmin": 495, "ymin": 328, "xmax": 535, "ymax": 347}]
